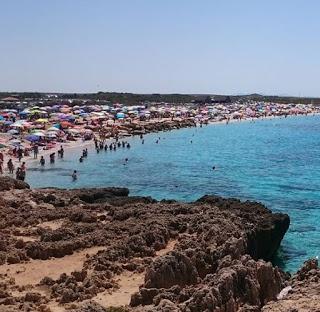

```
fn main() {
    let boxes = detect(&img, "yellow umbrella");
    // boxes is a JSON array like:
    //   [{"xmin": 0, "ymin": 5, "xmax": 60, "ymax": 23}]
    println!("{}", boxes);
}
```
[{"xmin": 36, "ymin": 118, "xmax": 49, "ymax": 123}]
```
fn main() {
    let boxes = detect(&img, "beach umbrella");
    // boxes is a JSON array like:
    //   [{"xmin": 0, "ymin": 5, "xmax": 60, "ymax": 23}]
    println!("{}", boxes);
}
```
[
  {"xmin": 60, "ymin": 121, "xmax": 74, "ymax": 128},
  {"xmin": 36, "ymin": 118, "xmax": 49, "ymax": 123},
  {"xmin": 7, "ymin": 129, "xmax": 19, "ymax": 135},
  {"xmin": 10, "ymin": 139, "xmax": 21, "ymax": 145},
  {"xmin": 47, "ymin": 126, "xmax": 60, "ymax": 132},
  {"xmin": 46, "ymin": 132, "xmax": 57, "ymax": 138},
  {"xmin": 25, "ymin": 135, "xmax": 40, "ymax": 142},
  {"xmin": 32, "ymin": 131, "xmax": 46, "ymax": 137},
  {"xmin": 116, "ymin": 113, "xmax": 125, "ymax": 119}
]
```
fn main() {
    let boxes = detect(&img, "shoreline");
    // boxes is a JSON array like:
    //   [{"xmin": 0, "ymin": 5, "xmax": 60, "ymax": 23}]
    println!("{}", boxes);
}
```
[
  {"xmin": 23, "ymin": 112, "xmax": 318, "ymax": 171},
  {"xmin": 3, "ymin": 112, "xmax": 316, "ymax": 177}
]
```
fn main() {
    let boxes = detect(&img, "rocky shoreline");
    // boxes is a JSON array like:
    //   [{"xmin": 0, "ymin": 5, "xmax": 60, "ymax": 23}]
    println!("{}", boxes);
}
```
[{"xmin": 0, "ymin": 177, "xmax": 316, "ymax": 311}]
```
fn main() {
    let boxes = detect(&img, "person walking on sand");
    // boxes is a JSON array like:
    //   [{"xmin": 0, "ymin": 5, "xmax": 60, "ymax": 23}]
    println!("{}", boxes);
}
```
[
  {"xmin": 0, "ymin": 159, "xmax": 3, "ymax": 175},
  {"xmin": 7, "ymin": 159, "xmax": 14, "ymax": 174},
  {"xmin": 17, "ymin": 148, "xmax": 23, "ymax": 162},
  {"xmin": 0, "ymin": 152, "xmax": 3, "ymax": 163},
  {"xmin": 33, "ymin": 145, "xmax": 39, "ymax": 159}
]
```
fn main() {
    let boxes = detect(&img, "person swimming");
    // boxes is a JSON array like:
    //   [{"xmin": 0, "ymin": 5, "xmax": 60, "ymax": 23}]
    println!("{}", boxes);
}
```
[
  {"xmin": 72, "ymin": 170, "xmax": 77, "ymax": 181},
  {"xmin": 212, "ymin": 166, "xmax": 216, "ymax": 170},
  {"xmin": 79, "ymin": 156, "xmax": 83, "ymax": 163}
]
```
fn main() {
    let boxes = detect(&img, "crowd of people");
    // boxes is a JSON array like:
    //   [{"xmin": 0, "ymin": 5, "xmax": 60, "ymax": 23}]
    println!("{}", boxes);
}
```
[{"xmin": 0, "ymin": 151, "xmax": 26, "ymax": 181}]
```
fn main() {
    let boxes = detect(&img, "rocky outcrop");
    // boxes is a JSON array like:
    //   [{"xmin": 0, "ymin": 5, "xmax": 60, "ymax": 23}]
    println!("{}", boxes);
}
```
[
  {"xmin": 262, "ymin": 259, "xmax": 320, "ymax": 312},
  {"xmin": 0, "ymin": 176, "xmax": 30, "ymax": 191},
  {"xmin": 0, "ymin": 184, "xmax": 291, "ymax": 311}
]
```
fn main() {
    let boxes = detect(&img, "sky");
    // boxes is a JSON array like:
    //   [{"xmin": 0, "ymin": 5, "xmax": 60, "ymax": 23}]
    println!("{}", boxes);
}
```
[{"xmin": 1, "ymin": 0, "xmax": 320, "ymax": 96}]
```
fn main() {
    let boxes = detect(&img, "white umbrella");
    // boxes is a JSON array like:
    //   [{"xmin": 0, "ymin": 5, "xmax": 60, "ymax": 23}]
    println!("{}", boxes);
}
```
[
  {"xmin": 47, "ymin": 126, "xmax": 60, "ymax": 132},
  {"xmin": 32, "ymin": 131, "xmax": 46, "ymax": 137}
]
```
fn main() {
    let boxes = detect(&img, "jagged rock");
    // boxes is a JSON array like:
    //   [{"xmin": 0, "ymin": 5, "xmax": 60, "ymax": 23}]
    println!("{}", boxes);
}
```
[
  {"xmin": 0, "ymin": 186, "xmax": 292, "ymax": 311},
  {"xmin": 0, "ymin": 176, "xmax": 30, "ymax": 191},
  {"xmin": 144, "ymin": 251, "xmax": 198, "ymax": 289}
]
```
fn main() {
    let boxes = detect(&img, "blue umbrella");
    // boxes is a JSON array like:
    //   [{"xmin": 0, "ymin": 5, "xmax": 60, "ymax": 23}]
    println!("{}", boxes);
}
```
[
  {"xmin": 25, "ymin": 135, "xmax": 40, "ymax": 142},
  {"xmin": 116, "ymin": 112, "xmax": 125, "ymax": 119}
]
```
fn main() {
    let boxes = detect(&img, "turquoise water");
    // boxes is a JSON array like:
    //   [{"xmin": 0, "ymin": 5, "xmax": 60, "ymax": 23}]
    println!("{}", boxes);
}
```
[{"xmin": 27, "ymin": 115, "xmax": 320, "ymax": 272}]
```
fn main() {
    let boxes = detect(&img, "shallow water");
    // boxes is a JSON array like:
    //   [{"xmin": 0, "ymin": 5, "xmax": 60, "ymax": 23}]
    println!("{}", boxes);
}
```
[{"xmin": 27, "ymin": 115, "xmax": 320, "ymax": 272}]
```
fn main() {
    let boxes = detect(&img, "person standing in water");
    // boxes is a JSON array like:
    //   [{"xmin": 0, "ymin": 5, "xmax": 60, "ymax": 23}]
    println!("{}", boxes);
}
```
[
  {"xmin": 40, "ymin": 156, "xmax": 45, "ymax": 166},
  {"xmin": 50, "ymin": 153, "xmax": 55, "ymax": 164},
  {"xmin": 59, "ymin": 146, "xmax": 64, "ymax": 158},
  {"xmin": 72, "ymin": 170, "xmax": 77, "ymax": 181}
]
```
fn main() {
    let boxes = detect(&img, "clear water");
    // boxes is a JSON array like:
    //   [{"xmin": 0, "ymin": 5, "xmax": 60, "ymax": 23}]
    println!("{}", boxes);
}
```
[{"xmin": 26, "ymin": 115, "xmax": 320, "ymax": 272}]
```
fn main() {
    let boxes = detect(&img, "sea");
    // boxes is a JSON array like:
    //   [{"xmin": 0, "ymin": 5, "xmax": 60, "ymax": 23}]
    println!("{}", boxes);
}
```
[{"xmin": 26, "ymin": 115, "xmax": 320, "ymax": 273}]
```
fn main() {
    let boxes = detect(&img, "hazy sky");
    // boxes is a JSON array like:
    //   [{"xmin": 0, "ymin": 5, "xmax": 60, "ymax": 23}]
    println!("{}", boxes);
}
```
[{"xmin": 1, "ymin": 0, "xmax": 320, "ymax": 95}]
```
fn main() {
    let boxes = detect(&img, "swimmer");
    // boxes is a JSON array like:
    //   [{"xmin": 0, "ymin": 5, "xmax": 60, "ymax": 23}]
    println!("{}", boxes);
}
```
[
  {"xmin": 72, "ymin": 170, "xmax": 77, "ymax": 181},
  {"xmin": 212, "ymin": 166, "xmax": 216, "ymax": 170},
  {"xmin": 79, "ymin": 156, "xmax": 83, "ymax": 163}
]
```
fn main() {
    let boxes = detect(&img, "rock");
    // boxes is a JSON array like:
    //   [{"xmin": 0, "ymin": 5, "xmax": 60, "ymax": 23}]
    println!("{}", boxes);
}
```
[
  {"xmin": 0, "ymin": 176, "xmax": 30, "ymax": 191},
  {"xmin": 0, "ymin": 186, "xmax": 292, "ymax": 311},
  {"xmin": 145, "ymin": 251, "xmax": 198, "ymax": 289},
  {"xmin": 24, "ymin": 292, "xmax": 42, "ymax": 303},
  {"xmin": 59, "ymin": 288, "xmax": 77, "ymax": 303}
]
